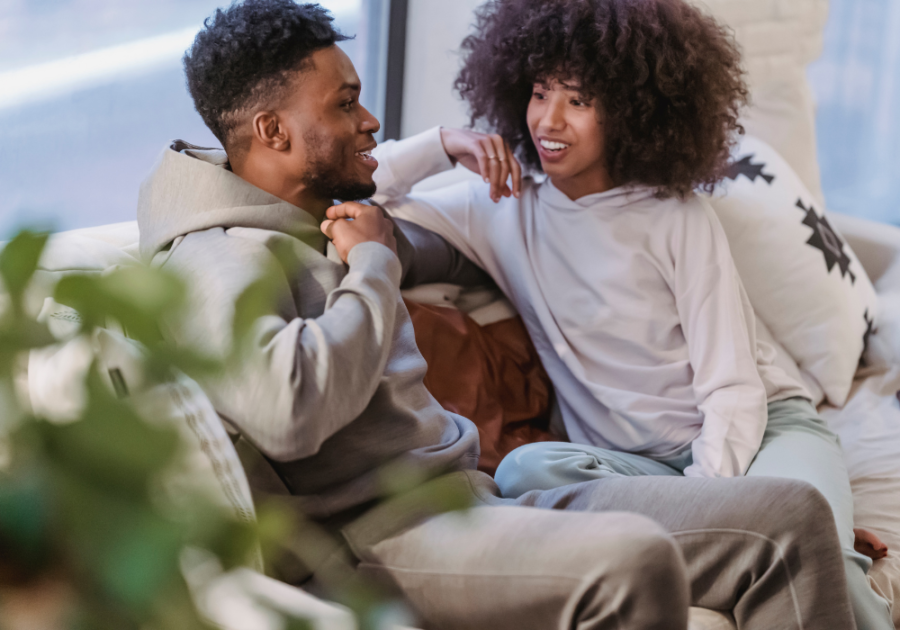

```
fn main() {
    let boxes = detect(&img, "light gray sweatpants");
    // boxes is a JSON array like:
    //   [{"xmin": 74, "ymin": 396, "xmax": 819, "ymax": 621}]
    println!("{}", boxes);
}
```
[
  {"xmin": 342, "ymin": 468, "xmax": 855, "ymax": 630},
  {"xmin": 495, "ymin": 397, "xmax": 891, "ymax": 630}
]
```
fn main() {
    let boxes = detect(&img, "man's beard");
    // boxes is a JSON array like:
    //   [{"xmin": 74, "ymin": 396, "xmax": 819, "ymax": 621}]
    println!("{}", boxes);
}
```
[{"xmin": 301, "ymin": 129, "xmax": 377, "ymax": 202}]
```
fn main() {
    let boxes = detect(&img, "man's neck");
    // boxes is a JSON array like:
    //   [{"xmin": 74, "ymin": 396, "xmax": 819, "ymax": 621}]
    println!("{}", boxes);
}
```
[{"xmin": 231, "ymin": 157, "xmax": 331, "ymax": 221}]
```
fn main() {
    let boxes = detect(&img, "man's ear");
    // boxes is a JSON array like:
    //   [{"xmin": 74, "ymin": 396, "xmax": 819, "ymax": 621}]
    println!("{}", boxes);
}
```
[{"xmin": 252, "ymin": 111, "xmax": 290, "ymax": 151}]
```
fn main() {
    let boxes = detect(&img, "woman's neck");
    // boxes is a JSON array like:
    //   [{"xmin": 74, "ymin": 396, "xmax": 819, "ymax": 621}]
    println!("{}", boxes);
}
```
[{"xmin": 549, "ymin": 165, "xmax": 616, "ymax": 200}]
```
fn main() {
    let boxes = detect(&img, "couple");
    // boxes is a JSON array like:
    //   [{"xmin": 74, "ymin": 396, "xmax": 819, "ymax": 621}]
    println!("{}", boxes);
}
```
[{"xmin": 137, "ymin": 0, "xmax": 889, "ymax": 628}]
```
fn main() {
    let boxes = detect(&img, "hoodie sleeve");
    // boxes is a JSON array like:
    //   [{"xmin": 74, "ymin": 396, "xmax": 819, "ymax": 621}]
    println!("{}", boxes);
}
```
[
  {"xmin": 159, "ymin": 230, "xmax": 403, "ymax": 462},
  {"xmin": 672, "ymin": 201, "xmax": 769, "ymax": 479},
  {"xmin": 370, "ymin": 127, "xmax": 494, "ymax": 272},
  {"xmin": 370, "ymin": 126, "xmax": 456, "ymax": 202}
]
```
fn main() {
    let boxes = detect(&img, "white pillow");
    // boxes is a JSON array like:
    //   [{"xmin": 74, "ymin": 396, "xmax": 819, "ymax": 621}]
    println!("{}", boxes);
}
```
[{"xmin": 707, "ymin": 135, "xmax": 879, "ymax": 407}]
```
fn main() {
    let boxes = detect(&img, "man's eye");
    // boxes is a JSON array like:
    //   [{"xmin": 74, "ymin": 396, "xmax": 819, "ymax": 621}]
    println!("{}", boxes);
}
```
[{"xmin": 342, "ymin": 99, "xmax": 355, "ymax": 109}]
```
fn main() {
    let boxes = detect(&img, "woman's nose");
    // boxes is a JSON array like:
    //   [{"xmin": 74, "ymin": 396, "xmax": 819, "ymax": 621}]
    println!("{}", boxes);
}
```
[{"xmin": 540, "ymin": 100, "xmax": 565, "ymax": 131}]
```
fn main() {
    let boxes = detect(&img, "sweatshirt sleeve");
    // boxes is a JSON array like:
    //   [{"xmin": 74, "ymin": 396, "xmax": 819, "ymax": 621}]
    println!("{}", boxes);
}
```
[
  {"xmin": 390, "ymin": 216, "xmax": 493, "ymax": 289},
  {"xmin": 163, "ymin": 234, "xmax": 403, "ymax": 462},
  {"xmin": 673, "ymin": 202, "xmax": 769, "ymax": 478},
  {"xmin": 371, "ymin": 126, "xmax": 456, "ymax": 203},
  {"xmin": 370, "ymin": 126, "xmax": 492, "ymax": 270}
]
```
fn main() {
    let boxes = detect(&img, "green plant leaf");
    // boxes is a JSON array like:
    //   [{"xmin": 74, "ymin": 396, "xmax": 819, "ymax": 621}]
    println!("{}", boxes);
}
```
[
  {"xmin": 0, "ymin": 465, "xmax": 52, "ymax": 573},
  {"xmin": 54, "ymin": 267, "xmax": 186, "ymax": 346},
  {"xmin": 0, "ymin": 230, "xmax": 49, "ymax": 312},
  {"xmin": 37, "ymin": 371, "xmax": 180, "ymax": 499}
]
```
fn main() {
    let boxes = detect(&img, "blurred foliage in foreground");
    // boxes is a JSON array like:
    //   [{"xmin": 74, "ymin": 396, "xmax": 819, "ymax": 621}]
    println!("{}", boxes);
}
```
[{"xmin": 0, "ymin": 228, "xmax": 470, "ymax": 630}]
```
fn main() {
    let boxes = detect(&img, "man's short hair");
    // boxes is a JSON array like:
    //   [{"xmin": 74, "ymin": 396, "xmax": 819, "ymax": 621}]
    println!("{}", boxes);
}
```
[{"xmin": 184, "ymin": 0, "xmax": 349, "ymax": 151}]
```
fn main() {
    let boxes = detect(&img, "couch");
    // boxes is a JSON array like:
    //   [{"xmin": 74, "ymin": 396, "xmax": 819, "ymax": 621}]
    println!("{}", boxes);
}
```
[{"xmin": 18, "ymin": 209, "xmax": 900, "ymax": 630}]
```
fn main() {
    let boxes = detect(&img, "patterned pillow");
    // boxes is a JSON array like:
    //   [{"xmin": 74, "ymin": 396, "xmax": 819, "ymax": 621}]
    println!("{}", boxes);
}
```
[{"xmin": 707, "ymin": 135, "xmax": 878, "ymax": 407}]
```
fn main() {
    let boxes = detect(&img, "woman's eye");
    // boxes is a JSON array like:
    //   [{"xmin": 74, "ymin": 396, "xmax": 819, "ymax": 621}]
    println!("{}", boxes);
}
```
[
  {"xmin": 532, "ymin": 91, "xmax": 545, "ymax": 100},
  {"xmin": 571, "ymin": 99, "xmax": 584, "ymax": 107}
]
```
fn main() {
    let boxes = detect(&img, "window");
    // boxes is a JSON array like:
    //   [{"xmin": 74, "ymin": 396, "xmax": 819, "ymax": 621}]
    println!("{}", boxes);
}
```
[
  {"xmin": 809, "ymin": 0, "xmax": 900, "ymax": 224},
  {"xmin": 0, "ymin": 0, "xmax": 393, "ymax": 235}
]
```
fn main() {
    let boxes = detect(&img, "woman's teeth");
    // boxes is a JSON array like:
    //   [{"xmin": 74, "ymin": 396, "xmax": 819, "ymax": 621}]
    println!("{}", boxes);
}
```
[{"xmin": 540, "ymin": 139, "xmax": 569, "ymax": 152}]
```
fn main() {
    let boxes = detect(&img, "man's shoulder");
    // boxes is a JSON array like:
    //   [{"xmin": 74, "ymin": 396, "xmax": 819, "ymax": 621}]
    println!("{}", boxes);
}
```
[{"xmin": 158, "ymin": 227, "xmax": 296, "ymax": 292}]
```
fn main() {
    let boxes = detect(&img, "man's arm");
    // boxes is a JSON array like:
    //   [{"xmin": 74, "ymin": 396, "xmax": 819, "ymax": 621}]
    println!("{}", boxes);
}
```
[{"xmin": 162, "ymin": 212, "xmax": 401, "ymax": 463}]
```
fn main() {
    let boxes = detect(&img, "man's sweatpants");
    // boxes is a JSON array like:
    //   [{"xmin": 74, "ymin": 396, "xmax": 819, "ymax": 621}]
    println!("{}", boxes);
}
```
[{"xmin": 342, "ymin": 470, "xmax": 854, "ymax": 630}]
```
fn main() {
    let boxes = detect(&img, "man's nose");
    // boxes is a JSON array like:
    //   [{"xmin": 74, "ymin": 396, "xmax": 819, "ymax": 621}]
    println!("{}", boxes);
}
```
[{"xmin": 360, "ymin": 105, "xmax": 380, "ymax": 134}]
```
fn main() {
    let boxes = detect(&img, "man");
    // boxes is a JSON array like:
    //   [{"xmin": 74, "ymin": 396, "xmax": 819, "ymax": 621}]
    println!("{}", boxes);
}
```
[{"xmin": 137, "ymin": 1, "xmax": 856, "ymax": 628}]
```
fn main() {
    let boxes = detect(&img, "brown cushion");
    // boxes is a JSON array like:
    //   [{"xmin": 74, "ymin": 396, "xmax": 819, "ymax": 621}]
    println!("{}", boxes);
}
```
[{"xmin": 405, "ymin": 300, "xmax": 557, "ymax": 476}]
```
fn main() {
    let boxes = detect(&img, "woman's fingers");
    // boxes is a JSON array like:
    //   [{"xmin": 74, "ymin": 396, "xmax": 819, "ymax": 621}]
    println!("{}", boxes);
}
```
[
  {"xmin": 481, "ymin": 137, "xmax": 502, "ymax": 200},
  {"xmin": 474, "ymin": 148, "xmax": 490, "ymax": 185},
  {"xmin": 320, "ymin": 219, "xmax": 335, "ymax": 239},
  {"xmin": 490, "ymin": 134, "xmax": 511, "ymax": 199},
  {"xmin": 507, "ymin": 142, "xmax": 522, "ymax": 198},
  {"xmin": 442, "ymin": 128, "xmax": 520, "ymax": 201}
]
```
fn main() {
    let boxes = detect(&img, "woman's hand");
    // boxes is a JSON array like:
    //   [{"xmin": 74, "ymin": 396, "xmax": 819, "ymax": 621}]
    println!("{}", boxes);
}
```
[{"xmin": 439, "ymin": 128, "xmax": 522, "ymax": 202}]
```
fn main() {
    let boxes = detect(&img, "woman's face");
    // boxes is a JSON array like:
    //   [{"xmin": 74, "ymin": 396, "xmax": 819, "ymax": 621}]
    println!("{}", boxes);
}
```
[{"xmin": 526, "ymin": 77, "xmax": 614, "ymax": 199}]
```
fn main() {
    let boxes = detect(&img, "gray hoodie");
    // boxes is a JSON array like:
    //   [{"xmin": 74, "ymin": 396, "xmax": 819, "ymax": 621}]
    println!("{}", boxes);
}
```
[{"xmin": 137, "ymin": 142, "xmax": 480, "ymax": 520}]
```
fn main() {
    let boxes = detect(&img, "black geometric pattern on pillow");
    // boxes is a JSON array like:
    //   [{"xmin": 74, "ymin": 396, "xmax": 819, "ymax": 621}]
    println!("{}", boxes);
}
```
[
  {"xmin": 860, "ymin": 308, "xmax": 875, "ymax": 367},
  {"xmin": 725, "ymin": 154, "xmax": 775, "ymax": 184},
  {"xmin": 796, "ymin": 199, "xmax": 856, "ymax": 284}
]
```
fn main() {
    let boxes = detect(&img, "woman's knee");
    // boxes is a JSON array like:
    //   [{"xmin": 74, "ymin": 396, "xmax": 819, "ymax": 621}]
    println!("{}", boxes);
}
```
[{"xmin": 495, "ymin": 442, "xmax": 584, "ymax": 498}]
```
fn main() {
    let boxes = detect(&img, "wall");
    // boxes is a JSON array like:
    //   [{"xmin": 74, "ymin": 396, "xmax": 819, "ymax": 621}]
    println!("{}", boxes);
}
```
[{"xmin": 400, "ymin": 0, "xmax": 483, "ymax": 139}]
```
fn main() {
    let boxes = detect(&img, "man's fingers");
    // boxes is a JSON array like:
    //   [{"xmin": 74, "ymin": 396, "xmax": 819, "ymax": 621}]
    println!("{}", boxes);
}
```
[
  {"xmin": 320, "ymin": 219, "xmax": 335, "ymax": 239},
  {"xmin": 326, "ymin": 202, "xmax": 367, "ymax": 221}
]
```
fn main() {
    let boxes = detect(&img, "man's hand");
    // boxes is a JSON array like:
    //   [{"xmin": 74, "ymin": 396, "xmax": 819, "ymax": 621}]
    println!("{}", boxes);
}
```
[
  {"xmin": 439, "ymin": 127, "xmax": 522, "ymax": 202},
  {"xmin": 321, "ymin": 202, "xmax": 398, "ymax": 263}
]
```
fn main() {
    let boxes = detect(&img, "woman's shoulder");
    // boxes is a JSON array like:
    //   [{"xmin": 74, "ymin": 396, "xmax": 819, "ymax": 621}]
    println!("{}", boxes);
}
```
[{"xmin": 648, "ymin": 192, "xmax": 719, "ymax": 228}]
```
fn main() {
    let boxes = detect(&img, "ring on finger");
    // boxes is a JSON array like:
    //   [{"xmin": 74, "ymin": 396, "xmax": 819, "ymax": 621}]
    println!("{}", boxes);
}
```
[{"xmin": 487, "ymin": 155, "xmax": 498, "ymax": 160}]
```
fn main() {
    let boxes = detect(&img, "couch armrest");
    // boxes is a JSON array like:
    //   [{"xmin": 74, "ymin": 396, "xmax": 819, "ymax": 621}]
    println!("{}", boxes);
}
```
[{"xmin": 829, "ymin": 212, "xmax": 900, "ymax": 287}]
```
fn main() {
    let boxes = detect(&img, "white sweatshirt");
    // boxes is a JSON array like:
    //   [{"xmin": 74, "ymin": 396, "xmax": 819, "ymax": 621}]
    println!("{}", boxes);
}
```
[{"xmin": 372, "ymin": 127, "xmax": 809, "ymax": 478}]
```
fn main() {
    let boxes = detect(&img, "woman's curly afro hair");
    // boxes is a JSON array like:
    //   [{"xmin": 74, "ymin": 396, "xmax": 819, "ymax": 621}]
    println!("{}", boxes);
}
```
[
  {"xmin": 455, "ymin": 0, "xmax": 748, "ymax": 198},
  {"xmin": 184, "ymin": 0, "xmax": 348, "ymax": 150}
]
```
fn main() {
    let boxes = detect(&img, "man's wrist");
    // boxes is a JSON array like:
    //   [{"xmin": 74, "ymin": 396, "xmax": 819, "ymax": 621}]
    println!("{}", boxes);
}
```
[{"xmin": 347, "ymin": 241, "xmax": 402, "ymax": 284}]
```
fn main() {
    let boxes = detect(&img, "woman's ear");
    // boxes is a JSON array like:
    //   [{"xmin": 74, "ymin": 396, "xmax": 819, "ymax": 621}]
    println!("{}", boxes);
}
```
[{"xmin": 252, "ymin": 111, "xmax": 290, "ymax": 151}]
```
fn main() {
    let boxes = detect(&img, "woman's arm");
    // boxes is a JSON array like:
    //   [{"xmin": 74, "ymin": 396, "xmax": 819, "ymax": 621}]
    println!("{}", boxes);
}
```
[
  {"xmin": 371, "ymin": 126, "xmax": 521, "ymax": 205},
  {"xmin": 369, "ymin": 127, "xmax": 518, "ymax": 273},
  {"xmin": 673, "ymin": 201, "xmax": 769, "ymax": 478}
]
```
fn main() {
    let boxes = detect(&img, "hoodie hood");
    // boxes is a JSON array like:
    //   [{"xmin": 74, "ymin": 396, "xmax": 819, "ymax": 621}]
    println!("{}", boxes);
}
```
[{"xmin": 137, "ymin": 141, "xmax": 324, "ymax": 261}]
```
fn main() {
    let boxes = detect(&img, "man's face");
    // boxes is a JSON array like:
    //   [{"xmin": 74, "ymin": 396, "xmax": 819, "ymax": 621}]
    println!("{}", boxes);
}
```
[{"xmin": 278, "ymin": 46, "xmax": 380, "ymax": 201}]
